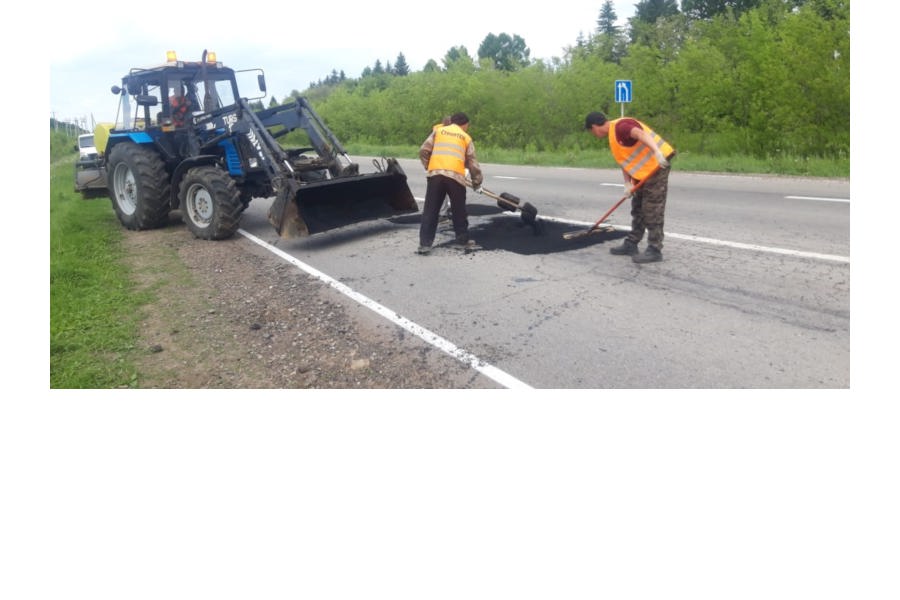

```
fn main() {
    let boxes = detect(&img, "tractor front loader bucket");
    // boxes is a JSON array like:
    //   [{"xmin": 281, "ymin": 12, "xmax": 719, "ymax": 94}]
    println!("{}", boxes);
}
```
[
  {"xmin": 268, "ymin": 178, "xmax": 307, "ymax": 237},
  {"xmin": 268, "ymin": 159, "xmax": 418, "ymax": 238}
]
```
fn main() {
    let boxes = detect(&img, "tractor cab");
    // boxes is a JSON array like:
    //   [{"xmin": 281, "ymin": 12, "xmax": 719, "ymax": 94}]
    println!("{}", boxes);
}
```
[{"xmin": 111, "ymin": 50, "xmax": 253, "ymax": 132}]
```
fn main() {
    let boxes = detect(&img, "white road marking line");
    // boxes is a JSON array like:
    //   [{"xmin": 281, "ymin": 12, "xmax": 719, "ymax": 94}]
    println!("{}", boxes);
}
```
[
  {"xmin": 421, "ymin": 195, "xmax": 848, "ymax": 263},
  {"xmin": 666, "ymin": 232, "xmax": 849, "ymax": 263},
  {"xmin": 596, "ymin": 187, "xmax": 848, "ymax": 204},
  {"xmin": 785, "ymin": 195, "xmax": 850, "ymax": 203},
  {"xmin": 238, "ymin": 230, "xmax": 533, "ymax": 390},
  {"xmin": 540, "ymin": 216, "xmax": 850, "ymax": 263}
]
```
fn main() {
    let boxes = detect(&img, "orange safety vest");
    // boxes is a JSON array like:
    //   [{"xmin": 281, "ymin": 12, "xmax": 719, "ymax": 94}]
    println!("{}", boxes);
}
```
[
  {"xmin": 608, "ymin": 118, "xmax": 674, "ymax": 181},
  {"xmin": 427, "ymin": 124, "xmax": 471, "ymax": 175}
]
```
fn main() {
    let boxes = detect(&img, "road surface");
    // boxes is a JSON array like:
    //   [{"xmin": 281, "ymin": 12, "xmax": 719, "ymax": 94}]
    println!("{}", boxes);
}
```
[{"xmin": 236, "ymin": 159, "xmax": 849, "ymax": 389}]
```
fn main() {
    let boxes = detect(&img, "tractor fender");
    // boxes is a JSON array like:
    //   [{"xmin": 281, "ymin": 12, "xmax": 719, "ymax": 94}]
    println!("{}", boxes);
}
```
[
  {"xmin": 170, "ymin": 154, "xmax": 220, "ymax": 209},
  {"xmin": 103, "ymin": 131, "xmax": 155, "ymax": 159}
]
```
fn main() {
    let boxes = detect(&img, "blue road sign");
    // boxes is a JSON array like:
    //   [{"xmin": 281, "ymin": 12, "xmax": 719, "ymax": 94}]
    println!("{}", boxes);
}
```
[{"xmin": 615, "ymin": 80, "xmax": 632, "ymax": 103}]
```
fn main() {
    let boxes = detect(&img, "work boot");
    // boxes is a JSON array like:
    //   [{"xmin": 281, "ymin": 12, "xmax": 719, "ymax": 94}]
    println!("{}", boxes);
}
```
[
  {"xmin": 632, "ymin": 246, "xmax": 662, "ymax": 263},
  {"xmin": 416, "ymin": 245, "xmax": 431, "ymax": 255},
  {"xmin": 463, "ymin": 240, "xmax": 482, "ymax": 254},
  {"xmin": 455, "ymin": 236, "xmax": 481, "ymax": 253},
  {"xmin": 609, "ymin": 239, "xmax": 638, "ymax": 256}
]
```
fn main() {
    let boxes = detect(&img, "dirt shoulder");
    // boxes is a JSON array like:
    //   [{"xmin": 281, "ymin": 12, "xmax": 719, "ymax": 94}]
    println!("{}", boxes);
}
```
[{"xmin": 123, "ymin": 219, "xmax": 498, "ymax": 389}]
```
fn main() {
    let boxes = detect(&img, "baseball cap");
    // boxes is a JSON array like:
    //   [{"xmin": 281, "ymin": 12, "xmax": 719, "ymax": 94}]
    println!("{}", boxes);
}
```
[{"xmin": 584, "ymin": 111, "xmax": 608, "ymax": 129}]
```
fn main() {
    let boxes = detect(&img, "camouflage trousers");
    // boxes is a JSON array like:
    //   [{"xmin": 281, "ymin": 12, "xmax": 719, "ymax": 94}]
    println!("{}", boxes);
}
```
[{"xmin": 626, "ymin": 165, "xmax": 670, "ymax": 251}]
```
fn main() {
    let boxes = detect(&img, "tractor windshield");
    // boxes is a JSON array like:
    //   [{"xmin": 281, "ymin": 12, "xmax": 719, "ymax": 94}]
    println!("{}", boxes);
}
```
[{"xmin": 189, "ymin": 73, "xmax": 238, "ymax": 112}]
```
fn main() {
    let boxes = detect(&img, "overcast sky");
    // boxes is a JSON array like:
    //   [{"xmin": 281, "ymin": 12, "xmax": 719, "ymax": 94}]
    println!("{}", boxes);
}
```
[{"xmin": 48, "ymin": 0, "xmax": 637, "ymax": 125}]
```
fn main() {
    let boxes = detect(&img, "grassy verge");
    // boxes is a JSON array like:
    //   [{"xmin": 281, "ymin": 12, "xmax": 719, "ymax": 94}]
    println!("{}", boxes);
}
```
[{"xmin": 49, "ymin": 157, "xmax": 149, "ymax": 388}]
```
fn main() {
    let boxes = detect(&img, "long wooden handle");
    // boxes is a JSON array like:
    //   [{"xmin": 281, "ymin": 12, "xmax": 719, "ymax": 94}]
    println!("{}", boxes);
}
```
[
  {"xmin": 586, "ymin": 175, "xmax": 652, "ymax": 231},
  {"xmin": 561, "ymin": 172, "xmax": 657, "ymax": 240},
  {"xmin": 465, "ymin": 179, "xmax": 518, "ymax": 211}
]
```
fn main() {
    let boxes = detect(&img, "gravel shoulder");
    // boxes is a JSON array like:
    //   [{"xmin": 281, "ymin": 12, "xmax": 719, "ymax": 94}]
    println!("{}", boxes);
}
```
[{"xmin": 123, "ymin": 216, "xmax": 498, "ymax": 389}]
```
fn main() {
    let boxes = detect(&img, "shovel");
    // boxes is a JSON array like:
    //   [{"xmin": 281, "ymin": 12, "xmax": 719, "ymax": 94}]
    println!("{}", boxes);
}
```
[
  {"xmin": 562, "ymin": 176, "xmax": 650, "ymax": 240},
  {"xmin": 465, "ymin": 180, "xmax": 539, "ymax": 228}
]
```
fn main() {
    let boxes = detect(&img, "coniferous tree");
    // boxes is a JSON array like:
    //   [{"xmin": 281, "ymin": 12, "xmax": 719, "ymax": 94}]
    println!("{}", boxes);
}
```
[
  {"xmin": 597, "ymin": 0, "xmax": 619, "ymax": 35},
  {"xmin": 394, "ymin": 53, "xmax": 410, "ymax": 76},
  {"xmin": 594, "ymin": 0, "xmax": 627, "ymax": 63},
  {"xmin": 633, "ymin": 0, "xmax": 680, "ymax": 23}
]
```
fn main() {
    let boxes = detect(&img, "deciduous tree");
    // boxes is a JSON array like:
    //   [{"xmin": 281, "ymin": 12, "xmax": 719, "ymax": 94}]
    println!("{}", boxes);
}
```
[{"xmin": 477, "ymin": 33, "xmax": 531, "ymax": 71}]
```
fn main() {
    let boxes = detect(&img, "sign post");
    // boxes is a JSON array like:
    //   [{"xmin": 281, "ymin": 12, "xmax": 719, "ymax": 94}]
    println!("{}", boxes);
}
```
[{"xmin": 615, "ymin": 79, "xmax": 632, "ymax": 117}]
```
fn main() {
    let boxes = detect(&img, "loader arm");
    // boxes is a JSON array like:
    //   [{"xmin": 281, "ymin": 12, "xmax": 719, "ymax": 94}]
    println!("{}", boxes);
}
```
[
  {"xmin": 254, "ymin": 98, "xmax": 357, "ymax": 178},
  {"xmin": 221, "ymin": 99, "xmax": 308, "ymax": 235},
  {"xmin": 213, "ymin": 98, "xmax": 416, "ymax": 238}
]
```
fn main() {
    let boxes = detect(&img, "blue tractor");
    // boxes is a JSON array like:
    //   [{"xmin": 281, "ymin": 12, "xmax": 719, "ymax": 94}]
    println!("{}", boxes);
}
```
[{"xmin": 91, "ymin": 50, "xmax": 417, "ymax": 239}]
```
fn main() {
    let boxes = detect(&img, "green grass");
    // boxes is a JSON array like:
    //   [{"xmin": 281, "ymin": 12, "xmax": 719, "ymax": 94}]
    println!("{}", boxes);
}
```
[{"xmin": 49, "ymin": 155, "xmax": 150, "ymax": 388}]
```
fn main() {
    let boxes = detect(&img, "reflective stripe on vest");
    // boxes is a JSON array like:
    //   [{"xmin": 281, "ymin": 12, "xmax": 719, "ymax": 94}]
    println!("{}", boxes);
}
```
[
  {"xmin": 609, "ymin": 118, "xmax": 674, "ymax": 181},
  {"xmin": 427, "ymin": 124, "xmax": 470, "ymax": 175}
]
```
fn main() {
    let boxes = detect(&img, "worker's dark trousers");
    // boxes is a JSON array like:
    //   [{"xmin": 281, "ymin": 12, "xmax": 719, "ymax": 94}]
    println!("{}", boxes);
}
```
[
  {"xmin": 626, "ymin": 165, "xmax": 670, "ymax": 251},
  {"xmin": 420, "ymin": 175, "xmax": 468, "ymax": 247}
]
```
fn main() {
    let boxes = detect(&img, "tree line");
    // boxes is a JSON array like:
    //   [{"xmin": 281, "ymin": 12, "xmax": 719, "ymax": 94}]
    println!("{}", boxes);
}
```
[{"xmin": 285, "ymin": 0, "xmax": 848, "ymax": 159}]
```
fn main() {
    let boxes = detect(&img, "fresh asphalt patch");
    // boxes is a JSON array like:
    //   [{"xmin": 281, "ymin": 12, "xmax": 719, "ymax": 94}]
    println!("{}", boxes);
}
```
[
  {"xmin": 469, "ymin": 217, "xmax": 627, "ymax": 255},
  {"xmin": 392, "ymin": 205, "xmax": 627, "ymax": 256}
]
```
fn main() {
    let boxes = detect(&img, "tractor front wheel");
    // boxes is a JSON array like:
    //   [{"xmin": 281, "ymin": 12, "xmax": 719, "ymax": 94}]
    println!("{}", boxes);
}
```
[{"xmin": 179, "ymin": 166, "xmax": 243, "ymax": 240}]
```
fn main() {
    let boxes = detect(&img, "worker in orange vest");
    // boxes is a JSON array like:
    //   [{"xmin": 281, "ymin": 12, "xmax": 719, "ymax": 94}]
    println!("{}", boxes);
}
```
[
  {"xmin": 585, "ymin": 111, "xmax": 675, "ymax": 263},
  {"xmin": 417, "ymin": 112, "xmax": 484, "ymax": 254}
]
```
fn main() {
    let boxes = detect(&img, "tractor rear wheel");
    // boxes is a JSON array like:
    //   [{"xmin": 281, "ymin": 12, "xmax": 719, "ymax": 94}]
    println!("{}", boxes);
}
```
[
  {"xmin": 179, "ymin": 166, "xmax": 243, "ymax": 240},
  {"xmin": 107, "ymin": 143, "xmax": 171, "ymax": 230}
]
